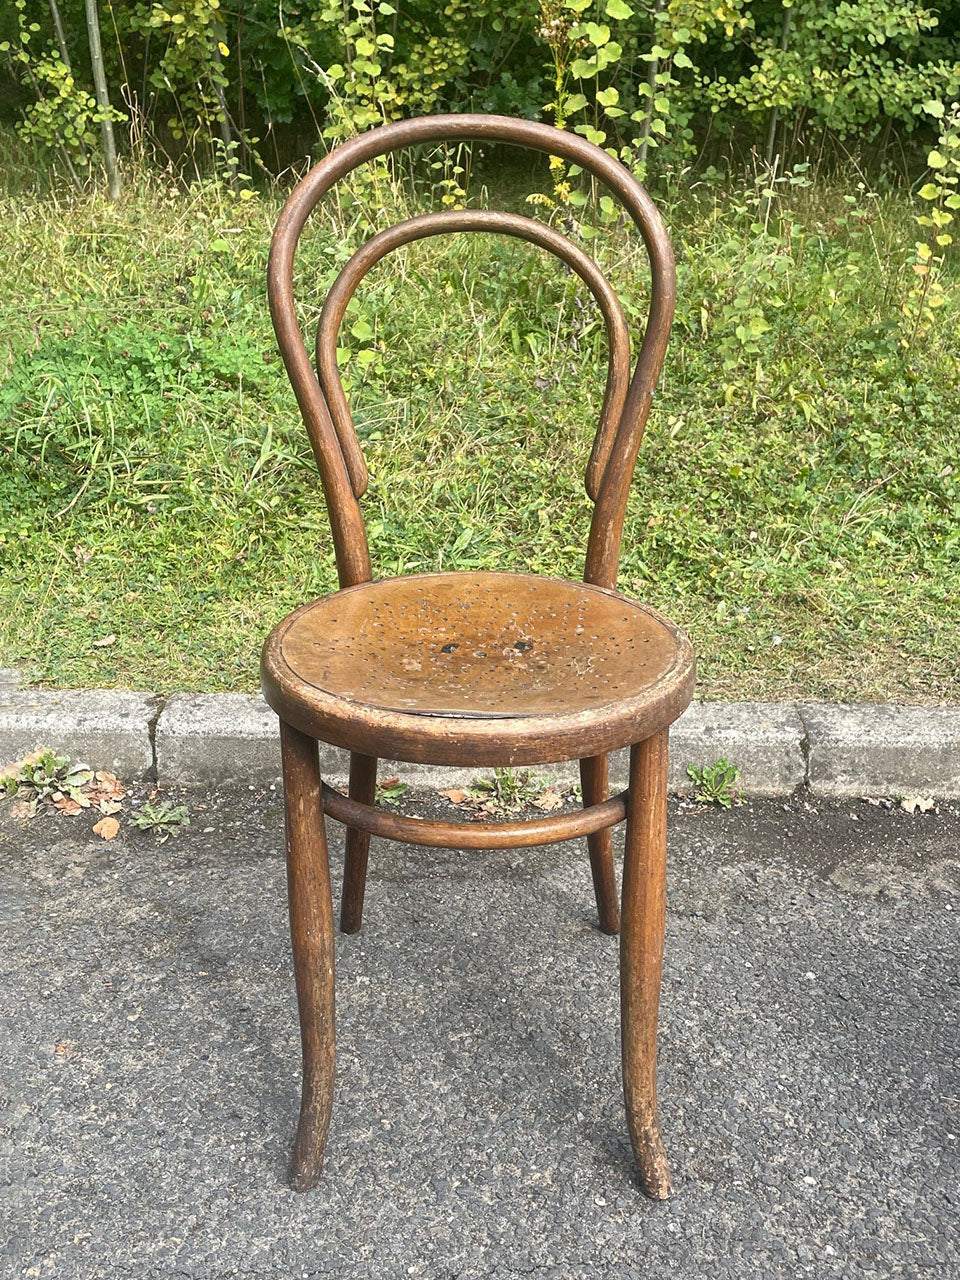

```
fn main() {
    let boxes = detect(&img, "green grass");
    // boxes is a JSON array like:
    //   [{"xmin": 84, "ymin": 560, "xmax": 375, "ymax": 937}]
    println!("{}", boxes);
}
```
[{"xmin": 2, "ymin": 147, "xmax": 959, "ymax": 703}]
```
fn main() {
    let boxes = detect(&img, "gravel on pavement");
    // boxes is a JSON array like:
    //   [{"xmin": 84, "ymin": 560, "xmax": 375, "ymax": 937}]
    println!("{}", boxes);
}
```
[{"xmin": 1, "ymin": 787, "xmax": 958, "ymax": 1279}]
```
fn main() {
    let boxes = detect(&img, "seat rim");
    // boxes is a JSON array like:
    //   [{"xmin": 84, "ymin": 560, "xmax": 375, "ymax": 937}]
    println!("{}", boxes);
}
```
[{"xmin": 261, "ymin": 571, "xmax": 696, "ymax": 767}]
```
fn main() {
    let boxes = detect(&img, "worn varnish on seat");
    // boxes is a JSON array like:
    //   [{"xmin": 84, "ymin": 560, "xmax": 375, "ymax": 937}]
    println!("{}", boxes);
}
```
[
  {"xmin": 259, "ymin": 112, "xmax": 697, "ymax": 1202},
  {"xmin": 263, "ymin": 572, "xmax": 693, "ymax": 765}
]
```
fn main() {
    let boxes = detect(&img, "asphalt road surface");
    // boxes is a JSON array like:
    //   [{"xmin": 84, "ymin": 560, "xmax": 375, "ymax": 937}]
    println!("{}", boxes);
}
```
[{"xmin": 1, "ymin": 785, "xmax": 958, "ymax": 1279}]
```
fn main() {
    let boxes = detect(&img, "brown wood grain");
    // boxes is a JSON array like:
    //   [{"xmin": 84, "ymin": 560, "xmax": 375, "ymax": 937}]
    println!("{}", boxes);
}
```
[
  {"xmin": 266, "ymin": 112, "xmax": 675, "ymax": 592},
  {"xmin": 280, "ymin": 722, "xmax": 336, "ymax": 1193},
  {"xmin": 313, "ymin": 209, "xmax": 631, "ymax": 504},
  {"xmin": 321, "ymin": 779, "xmax": 628, "ymax": 849},
  {"xmin": 580, "ymin": 754, "xmax": 620, "ymax": 935},
  {"xmin": 262, "ymin": 571, "xmax": 694, "ymax": 767},
  {"xmin": 340, "ymin": 751, "xmax": 377, "ymax": 934},
  {"xmin": 621, "ymin": 730, "xmax": 673, "ymax": 1199}
]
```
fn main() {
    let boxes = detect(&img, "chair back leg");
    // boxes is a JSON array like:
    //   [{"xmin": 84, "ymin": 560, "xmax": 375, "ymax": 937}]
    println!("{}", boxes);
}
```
[
  {"xmin": 340, "ymin": 752, "xmax": 378, "ymax": 933},
  {"xmin": 280, "ymin": 724, "xmax": 678, "ymax": 1198},
  {"xmin": 580, "ymin": 754, "xmax": 621, "ymax": 934}
]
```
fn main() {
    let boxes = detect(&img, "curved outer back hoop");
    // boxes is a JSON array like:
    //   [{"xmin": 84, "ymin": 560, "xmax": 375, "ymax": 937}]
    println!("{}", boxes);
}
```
[{"xmin": 268, "ymin": 113, "xmax": 676, "ymax": 591}]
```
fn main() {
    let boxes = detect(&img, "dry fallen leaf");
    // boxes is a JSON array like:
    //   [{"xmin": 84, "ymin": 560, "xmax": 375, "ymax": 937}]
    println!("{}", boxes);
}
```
[
  {"xmin": 9, "ymin": 799, "xmax": 32, "ymax": 820},
  {"xmin": 97, "ymin": 798, "xmax": 123, "ymax": 816},
  {"xmin": 95, "ymin": 770, "xmax": 125, "ymax": 793},
  {"xmin": 0, "ymin": 749, "xmax": 46, "ymax": 784},
  {"xmin": 92, "ymin": 634, "xmax": 117, "ymax": 648},
  {"xmin": 92, "ymin": 816, "xmax": 120, "ymax": 840},
  {"xmin": 52, "ymin": 795, "xmax": 85, "ymax": 816},
  {"xmin": 900, "ymin": 795, "xmax": 937, "ymax": 815},
  {"xmin": 88, "ymin": 772, "xmax": 125, "ymax": 803},
  {"xmin": 441, "ymin": 788, "xmax": 469, "ymax": 805},
  {"xmin": 531, "ymin": 790, "xmax": 563, "ymax": 811}
]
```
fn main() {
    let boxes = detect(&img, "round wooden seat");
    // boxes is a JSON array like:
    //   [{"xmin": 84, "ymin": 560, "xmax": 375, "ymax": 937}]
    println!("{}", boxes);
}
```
[{"xmin": 262, "ymin": 571, "xmax": 695, "ymax": 766}]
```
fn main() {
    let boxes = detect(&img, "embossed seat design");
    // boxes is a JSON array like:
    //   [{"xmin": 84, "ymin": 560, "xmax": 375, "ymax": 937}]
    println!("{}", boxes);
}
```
[{"xmin": 261, "ymin": 113, "xmax": 696, "ymax": 1199}]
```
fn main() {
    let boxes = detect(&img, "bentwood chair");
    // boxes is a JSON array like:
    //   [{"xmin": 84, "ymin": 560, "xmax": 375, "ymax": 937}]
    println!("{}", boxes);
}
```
[{"xmin": 261, "ymin": 114, "xmax": 695, "ymax": 1198}]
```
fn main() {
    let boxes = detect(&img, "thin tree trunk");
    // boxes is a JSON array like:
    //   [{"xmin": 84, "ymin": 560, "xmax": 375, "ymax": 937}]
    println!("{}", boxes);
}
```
[
  {"xmin": 210, "ymin": 29, "xmax": 238, "ymax": 191},
  {"xmin": 764, "ymin": 4, "xmax": 793, "ymax": 169},
  {"xmin": 48, "ymin": 0, "xmax": 92, "ymax": 167},
  {"xmin": 876, "ymin": 46, "xmax": 914, "ymax": 177},
  {"xmin": 48, "ymin": 0, "xmax": 71, "ymax": 69},
  {"xmin": 236, "ymin": 16, "xmax": 247, "ymax": 155},
  {"xmin": 83, "ymin": 0, "xmax": 121, "ymax": 199},
  {"xmin": 140, "ymin": 30, "xmax": 150, "ymax": 118},
  {"xmin": 763, "ymin": 110, "xmax": 779, "ymax": 171},
  {"xmin": 876, "ymin": 114, "xmax": 893, "ymax": 175},
  {"xmin": 790, "ymin": 105, "xmax": 807, "ymax": 162},
  {"xmin": 55, "ymin": 140, "xmax": 82, "ymax": 189},
  {"xmin": 638, "ymin": 0, "xmax": 665, "ymax": 169}
]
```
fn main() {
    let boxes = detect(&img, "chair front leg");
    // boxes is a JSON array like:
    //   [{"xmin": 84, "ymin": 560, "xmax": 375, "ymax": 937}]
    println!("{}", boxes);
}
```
[
  {"xmin": 280, "ymin": 721, "xmax": 335, "ymax": 1193},
  {"xmin": 340, "ymin": 751, "xmax": 378, "ymax": 934},
  {"xmin": 620, "ymin": 730, "xmax": 672, "ymax": 1198},
  {"xmin": 579, "ymin": 754, "xmax": 620, "ymax": 934}
]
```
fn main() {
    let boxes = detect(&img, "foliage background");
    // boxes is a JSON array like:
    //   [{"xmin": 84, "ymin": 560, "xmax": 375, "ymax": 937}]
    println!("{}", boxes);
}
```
[
  {"xmin": 3, "ymin": 1, "xmax": 960, "ymax": 180},
  {"xmin": 1, "ymin": 2, "xmax": 959, "ymax": 702}
]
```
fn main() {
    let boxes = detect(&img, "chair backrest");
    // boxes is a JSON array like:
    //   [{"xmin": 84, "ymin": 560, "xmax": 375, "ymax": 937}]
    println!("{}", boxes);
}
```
[{"xmin": 268, "ymin": 113, "xmax": 675, "ymax": 592}]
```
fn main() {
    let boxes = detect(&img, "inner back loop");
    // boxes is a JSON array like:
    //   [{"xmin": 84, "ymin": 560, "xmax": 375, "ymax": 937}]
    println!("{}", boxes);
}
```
[{"xmin": 315, "ymin": 210, "xmax": 632, "ymax": 503}]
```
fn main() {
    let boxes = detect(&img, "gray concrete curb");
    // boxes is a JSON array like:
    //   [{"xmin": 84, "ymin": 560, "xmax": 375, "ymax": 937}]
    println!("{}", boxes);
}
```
[
  {"xmin": 801, "ymin": 702, "xmax": 960, "ymax": 798},
  {"xmin": 3, "ymin": 685, "xmax": 960, "ymax": 797},
  {"xmin": 0, "ymin": 689, "xmax": 159, "ymax": 779}
]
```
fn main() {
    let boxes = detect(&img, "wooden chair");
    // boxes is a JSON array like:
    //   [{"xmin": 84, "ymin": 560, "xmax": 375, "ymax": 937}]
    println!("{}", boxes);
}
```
[{"xmin": 262, "ymin": 114, "xmax": 695, "ymax": 1197}]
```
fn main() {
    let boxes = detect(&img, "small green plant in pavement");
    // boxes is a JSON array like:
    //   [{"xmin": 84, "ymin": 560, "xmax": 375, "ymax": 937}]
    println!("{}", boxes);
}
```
[
  {"xmin": 1, "ymin": 749, "xmax": 89, "ymax": 816},
  {"xmin": 686, "ymin": 758, "xmax": 742, "ymax": 808},
  {"xmin": 468, "ymin": 767, "xmax": 552, "ymax": 815},
  {"xmin": 375, "ymin": 777, "xmax": 409, "ymax": 805},
  {"xmin": 131, "ymin": 800, "xmax": 190, "ymax": 838}
]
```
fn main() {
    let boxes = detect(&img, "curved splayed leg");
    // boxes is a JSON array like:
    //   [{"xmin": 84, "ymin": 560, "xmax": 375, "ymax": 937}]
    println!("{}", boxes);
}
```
[
  {"xmin": 620, "ymin": 730, "xmax": 672, "ymax": 1199},
  {"xmin": 280, "ymin": 720, "xmax": 335, "ymax": 1193}
]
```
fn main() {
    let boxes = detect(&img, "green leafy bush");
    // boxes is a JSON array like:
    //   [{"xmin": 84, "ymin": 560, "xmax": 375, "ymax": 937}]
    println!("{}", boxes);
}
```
[{"xmin": 3, "ymin": 0, "xmax": 959, "ymax": 185}]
